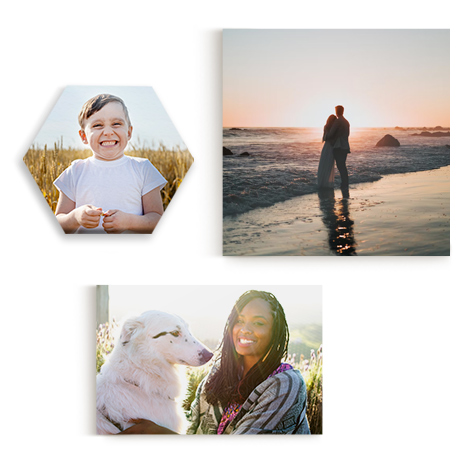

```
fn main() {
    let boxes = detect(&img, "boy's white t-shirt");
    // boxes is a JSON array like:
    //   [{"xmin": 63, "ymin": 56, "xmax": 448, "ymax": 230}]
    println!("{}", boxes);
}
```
[{"xmin": 54, "ymin": 155, "xmax": 167, "ymax": 233}]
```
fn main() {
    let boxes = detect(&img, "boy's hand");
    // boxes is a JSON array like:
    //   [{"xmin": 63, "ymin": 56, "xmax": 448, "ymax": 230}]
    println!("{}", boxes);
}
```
[
  {"xmin": 75, "ymin": 205, "xmax": 102, "ymax": 229},
  {"xmin": 102, "ymin": 210, "xmax": 131, "ymax": 233}
]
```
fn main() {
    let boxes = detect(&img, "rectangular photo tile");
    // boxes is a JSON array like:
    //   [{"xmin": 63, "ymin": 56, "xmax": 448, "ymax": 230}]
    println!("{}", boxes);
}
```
[
  {"xmin": 96, "ymin": 285, "xmax": 322, "ymax": 434},
  {"xmin": 223, "ymin": 29, "xmax": 450, "ymax": 256}
]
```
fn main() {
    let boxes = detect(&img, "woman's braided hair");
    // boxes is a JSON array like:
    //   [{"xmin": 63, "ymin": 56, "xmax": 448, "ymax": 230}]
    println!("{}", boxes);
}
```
[{"xmin": 204, "ymin": 290, "xmax": 290, "ymax": 408}]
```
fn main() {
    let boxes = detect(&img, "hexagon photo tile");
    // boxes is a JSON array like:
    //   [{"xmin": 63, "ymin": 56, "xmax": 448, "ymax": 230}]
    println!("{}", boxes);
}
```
[{"xmin": 24, "ymin": 86, "xmax": 193, "ymax": 234}]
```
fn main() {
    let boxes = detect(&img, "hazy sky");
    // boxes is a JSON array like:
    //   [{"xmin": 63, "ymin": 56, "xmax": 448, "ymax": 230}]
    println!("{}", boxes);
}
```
[
  {"xmin": 107, "ymin": 285, "xmax": 322, "ymax": 342},
  {"xmin": 223, "ymin": 29, "xmax": 450, "ymax": 128},
  {"xmin": 33, "ymin": 86, "xmax": 186, "ymax": 149}
]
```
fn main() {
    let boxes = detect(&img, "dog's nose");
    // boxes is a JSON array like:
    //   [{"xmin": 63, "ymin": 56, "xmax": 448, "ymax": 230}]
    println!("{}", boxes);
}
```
[{"xmin": 199, "ymin": 349, "xmax": 213, "ymax": 363}]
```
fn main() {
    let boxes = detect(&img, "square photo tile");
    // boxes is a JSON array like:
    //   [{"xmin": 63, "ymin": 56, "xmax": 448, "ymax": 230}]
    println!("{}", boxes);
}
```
[{"xmin": 223, "ymin": 29, "xmax": 450, "ymax": 256}]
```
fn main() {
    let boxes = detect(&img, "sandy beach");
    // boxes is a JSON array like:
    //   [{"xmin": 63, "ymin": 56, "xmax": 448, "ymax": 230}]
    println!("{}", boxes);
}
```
[{"xmin": 223, "ymin": 166, "xmax": 450, "ymax": 256}]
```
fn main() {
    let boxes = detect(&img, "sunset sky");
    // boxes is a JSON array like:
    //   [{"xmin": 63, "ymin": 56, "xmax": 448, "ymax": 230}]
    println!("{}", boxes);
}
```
[{"xmin": 223, "ymin": 29, "xmax": 450, "ymax": 128}]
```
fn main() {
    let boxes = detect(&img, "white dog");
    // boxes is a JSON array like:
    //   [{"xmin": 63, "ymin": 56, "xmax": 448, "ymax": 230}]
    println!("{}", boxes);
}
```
[{"xmin": 96, "ymin": 310, "xmax": 213, "ymax": 435}]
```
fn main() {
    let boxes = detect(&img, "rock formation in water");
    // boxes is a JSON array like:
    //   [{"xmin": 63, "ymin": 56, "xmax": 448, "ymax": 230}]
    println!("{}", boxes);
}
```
[
  {"xmin": 410, "ymin": 131, "xmax": 450, "ymax": 137},
  {"xmin": 376, "ymin": 134, "xmax": 400, "ymax": 147}
]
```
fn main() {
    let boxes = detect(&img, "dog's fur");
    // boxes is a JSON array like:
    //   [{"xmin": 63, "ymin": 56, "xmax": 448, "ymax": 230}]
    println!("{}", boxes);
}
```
[{"xmin": 96, "ymin": 310, "xmax": 213, "ymax": 434}]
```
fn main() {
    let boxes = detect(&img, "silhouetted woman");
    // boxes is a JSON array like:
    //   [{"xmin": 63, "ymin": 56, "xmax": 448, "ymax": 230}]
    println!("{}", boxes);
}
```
[{"xmin": 317, "ymin": 114, "xmax": 337, "ymax": 188}]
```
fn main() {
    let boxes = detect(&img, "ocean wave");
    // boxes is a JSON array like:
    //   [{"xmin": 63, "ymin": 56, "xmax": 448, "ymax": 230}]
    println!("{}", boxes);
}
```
[{"xmin": 223, "ymin": 128, "xmax": 450, "ymax": 217}]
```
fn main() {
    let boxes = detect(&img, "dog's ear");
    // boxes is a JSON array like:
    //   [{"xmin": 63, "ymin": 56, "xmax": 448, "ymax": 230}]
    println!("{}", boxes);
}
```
[{"xmin": 120, "ymin": 317, "xmax": 143, "ymax": 345}]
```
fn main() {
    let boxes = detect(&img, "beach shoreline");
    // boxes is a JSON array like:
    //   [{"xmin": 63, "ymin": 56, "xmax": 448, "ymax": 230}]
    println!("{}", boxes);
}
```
[{"xmin": 223, "ymin": 166, "xmax": 450, "ymax": 256}]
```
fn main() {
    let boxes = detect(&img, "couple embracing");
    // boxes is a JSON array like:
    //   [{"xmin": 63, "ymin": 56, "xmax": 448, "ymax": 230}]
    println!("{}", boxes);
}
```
[{"xmin": 317, "ymin": 105, "xmax": 350, "ymax": 196}]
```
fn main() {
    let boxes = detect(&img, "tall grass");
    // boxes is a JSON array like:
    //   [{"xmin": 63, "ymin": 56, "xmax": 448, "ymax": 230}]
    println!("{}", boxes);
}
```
[
  {"xmin": 24, "ymin": 142, "xmax": 90, "ymax": 212},
  {"xmin": 126, "ymin": 142, "xmax": 193, "ymax": 209},
  {"xmin": 96, "ymin": 319, "xmax": 118, "ymax": 374},
  {"xmin": 23, "ymin": 141, "xmax": 193, "ymax": 213},
  {"xmin": 96, "ymin": 321, "xmax": 323, "ymax": 434},
  {"xmin": 300, "ymin": 347, "xmax": 323, "ymax": 434}
]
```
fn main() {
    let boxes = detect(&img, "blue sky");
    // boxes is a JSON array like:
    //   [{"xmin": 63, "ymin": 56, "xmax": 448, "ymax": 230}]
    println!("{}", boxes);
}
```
[{"xmin": 32, "ymin": 86, "xmax": 186, "ymax": 149}]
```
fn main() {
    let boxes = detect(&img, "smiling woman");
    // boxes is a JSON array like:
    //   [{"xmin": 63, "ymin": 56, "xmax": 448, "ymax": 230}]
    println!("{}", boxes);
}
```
[
  {"xmin": 189, "ymin": 290, "xmax": 309, "ymax": 434},
  {"xmin": 123, "ymin": 290, "xmax": 310, "ymax": 435},
  {"xmin": 232, "ymin": 298, "xmax": 274, "ymax": 372}
]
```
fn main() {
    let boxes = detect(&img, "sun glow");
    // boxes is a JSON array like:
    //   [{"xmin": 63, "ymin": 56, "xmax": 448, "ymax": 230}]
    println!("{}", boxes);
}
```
[{"xmin": 223, "ymin": 30, "xmax": 449, "ymax": 129}]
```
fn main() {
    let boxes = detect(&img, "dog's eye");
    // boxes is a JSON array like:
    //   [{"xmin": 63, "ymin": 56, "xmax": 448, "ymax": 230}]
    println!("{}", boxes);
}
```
[
  {"xmin": 153, "ymin": 331, "xmax": 167, "ymax": 339},
  {"xmin": 170, "ymin": 330, "xmax": 180, "ymax": 337}
]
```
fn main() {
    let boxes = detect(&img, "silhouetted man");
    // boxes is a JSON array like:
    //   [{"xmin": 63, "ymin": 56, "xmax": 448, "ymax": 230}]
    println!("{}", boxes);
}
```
[{"xmin": 326, "ymin": 105, "xmax": 350, "ymax": 194}]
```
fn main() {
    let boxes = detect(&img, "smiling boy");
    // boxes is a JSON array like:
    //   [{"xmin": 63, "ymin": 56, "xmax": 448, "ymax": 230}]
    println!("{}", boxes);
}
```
[{"xmin": 54, "ymin": 94, "xmax": 167, "ymax": 233}]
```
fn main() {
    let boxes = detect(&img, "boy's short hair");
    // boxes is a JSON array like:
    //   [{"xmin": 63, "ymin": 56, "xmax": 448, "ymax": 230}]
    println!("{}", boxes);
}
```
[{"xmin": 78, "ymin": 94, "xmax": 131, "ymax": 128}]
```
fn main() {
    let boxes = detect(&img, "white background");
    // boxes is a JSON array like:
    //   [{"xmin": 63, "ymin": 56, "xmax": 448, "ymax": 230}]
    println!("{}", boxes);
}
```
[{"xmin": 2, "ymin": 1, "xmax": 468, "ymax": 469}]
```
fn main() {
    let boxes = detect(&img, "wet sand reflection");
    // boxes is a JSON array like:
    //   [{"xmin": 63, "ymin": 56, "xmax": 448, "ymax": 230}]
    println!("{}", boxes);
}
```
[{"xmin": 318, "ymin": 188, "xmax": 356, "ymax": 255}]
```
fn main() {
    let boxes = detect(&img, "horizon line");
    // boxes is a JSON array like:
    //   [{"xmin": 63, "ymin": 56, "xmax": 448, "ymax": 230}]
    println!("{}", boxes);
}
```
[{"xmin": 223, "ymin": 125, "xmax": 450, "ymax": 129}]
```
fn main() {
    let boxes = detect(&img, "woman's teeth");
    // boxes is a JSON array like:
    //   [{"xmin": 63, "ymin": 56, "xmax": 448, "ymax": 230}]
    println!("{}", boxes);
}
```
[{"xmin": 239, "ymin": 338, "xmax": 254, "ymax": 344}]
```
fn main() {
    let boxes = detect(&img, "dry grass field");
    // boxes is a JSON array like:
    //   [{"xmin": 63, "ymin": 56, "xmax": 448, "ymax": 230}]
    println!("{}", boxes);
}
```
[{"xmin": 24, "ymin": 141, "xmax": 193, "ymax": 213}]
